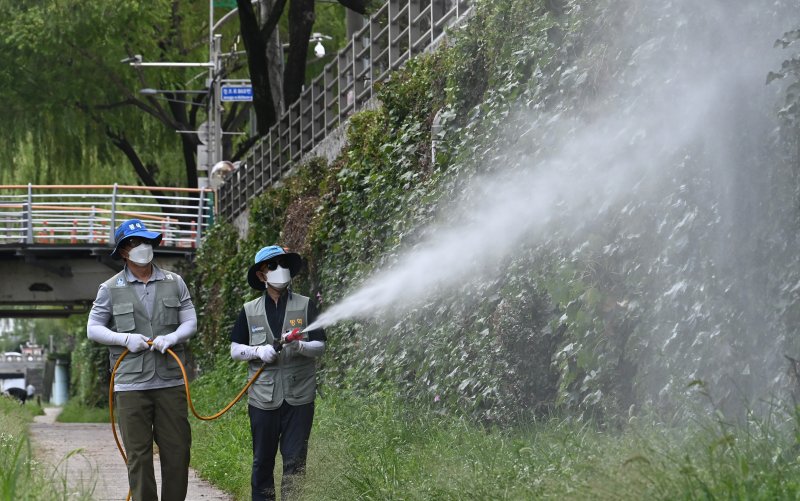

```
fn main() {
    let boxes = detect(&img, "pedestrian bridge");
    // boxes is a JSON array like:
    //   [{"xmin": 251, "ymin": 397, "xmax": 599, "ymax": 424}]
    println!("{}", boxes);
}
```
[
  {"xmin": 0, "ymin": 185, "xmax": 213, "ymax": 318},
  {"xmin": 0, "ymin": 352, "xmax": 45, "ymax": 379}
]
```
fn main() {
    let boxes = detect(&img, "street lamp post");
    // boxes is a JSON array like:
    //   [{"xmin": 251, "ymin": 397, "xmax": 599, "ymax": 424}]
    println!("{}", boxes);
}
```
[
  {"xmin": 209, "ymin": 34, "xmax": 223, "ymax": 170},
  {"xmin": 127, "ymin": 1, "xmax": 254, "ymax": 188}
]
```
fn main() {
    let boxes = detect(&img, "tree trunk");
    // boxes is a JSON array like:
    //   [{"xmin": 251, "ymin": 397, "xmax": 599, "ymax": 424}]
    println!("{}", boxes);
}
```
[
  {"xmin": 106, "ymin": 130, "xmax": 172, "ymax": 206},
  {"xmin": 260, "ymin": 0, "xmax": 285, "ymax": 115},
  {"xmin": 337, "ymin": 0, "xmax": 369, "ymax": 15},
  {"xmin": 165, "ymin": 97, "xmax": 199, "ymax": 188},
  {"xmin": 283, "ymin": 0, "xmax": 315, "ymax": 106},
  {"xmin": 237, "ymin": 0, "xmax": 370, "ymax": 135},
  {"xmin": 237, "ymin": 0, "xmax": 286, "ymax": 135}
]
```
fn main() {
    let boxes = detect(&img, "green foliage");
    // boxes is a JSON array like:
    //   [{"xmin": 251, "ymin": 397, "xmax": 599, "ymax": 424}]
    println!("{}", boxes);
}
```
[
  {"xmin": 187, "ymin": 356, "xmax": 251, "ymax": 499},
  {"xmin": 190, "ymin": 223, "xmax": 248, "ymax": 369},
  {"xmin": 189, "ymin": 158, "xmax": 328, "ymax": 370},
  {"xmin": 0, "ymin": 397, "xmax": 92, "ymax": 499},
  {"xmin": 188, "ymin": 370, "xmax": 800, "ymax": 499},
  {"xmin": 70, "ymin": 336, "xmax": 110, "ymax": 408},
  {"xmin": 1, "ymin": 316, "xmax": 81, "ymax": 354},
  {"xmin": 56, "ymin": 400, "xmax": 109, "ymax": 423},
  {"xmin": 298, "ymin": 3, "xmax": 348, "ymax": 85},
  {"xmin": 0, "ymin": 0, "xmax": 210, "ymax": 186},
  {"xmin": 190, "ymin": 0, "xmax": 800, "ymax": 428}
]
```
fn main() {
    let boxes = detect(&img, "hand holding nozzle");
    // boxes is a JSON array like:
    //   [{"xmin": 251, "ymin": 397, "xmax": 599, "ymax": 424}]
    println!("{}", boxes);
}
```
[
  {"xmin": 272, "ymin": 328, "xmax": 303, "ymax": 353},
  {"xmin": 255, "ymin": 345, "xmax": 278, "ymax": 363}
]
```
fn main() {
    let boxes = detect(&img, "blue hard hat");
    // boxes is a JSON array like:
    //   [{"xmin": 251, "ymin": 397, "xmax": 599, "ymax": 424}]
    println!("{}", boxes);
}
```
[
  {"xmin": 247, "ymin": 245, "xmax": 303, "ymax": 290},
  {"xmin": 111, "ymin": 219, "xmax": 162, "ymax": 260}
]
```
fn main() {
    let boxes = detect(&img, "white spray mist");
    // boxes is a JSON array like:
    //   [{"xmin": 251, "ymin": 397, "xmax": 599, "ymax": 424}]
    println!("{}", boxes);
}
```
[{"xmin": 306, "ymin": 0, "xmax": 794, "ymax": 335}]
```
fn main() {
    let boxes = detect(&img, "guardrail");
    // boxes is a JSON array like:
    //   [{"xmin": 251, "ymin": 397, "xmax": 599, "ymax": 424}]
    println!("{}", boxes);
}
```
[
  {"xmin": 218, "ymin": 0, "xmax": 473, "ymax": 220},
  {"xmin": 0, "ymin": 185, "xmax": 214, "ymax": 249}
]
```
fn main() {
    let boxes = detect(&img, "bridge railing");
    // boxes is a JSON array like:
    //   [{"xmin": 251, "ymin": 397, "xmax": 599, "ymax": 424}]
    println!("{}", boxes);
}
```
[
  {"xmin": 218, "ymin": 0, "xmax": 473, "ymax": 221},
  {"xmin": 0, "ymin": 185, "xmax": 214, "ymax": 249}
]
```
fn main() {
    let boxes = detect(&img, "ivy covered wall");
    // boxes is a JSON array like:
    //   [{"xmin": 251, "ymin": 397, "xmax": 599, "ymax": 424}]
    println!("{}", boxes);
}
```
[{"xmin": 190, "ymin": 0, "xmax": 800, "ymax": 425}]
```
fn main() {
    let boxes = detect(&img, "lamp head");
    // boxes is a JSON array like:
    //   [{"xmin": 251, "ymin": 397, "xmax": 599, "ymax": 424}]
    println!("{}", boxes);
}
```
[{"xmin": 314, "ymin": 41, "xmax": 325, "ymax": 58}]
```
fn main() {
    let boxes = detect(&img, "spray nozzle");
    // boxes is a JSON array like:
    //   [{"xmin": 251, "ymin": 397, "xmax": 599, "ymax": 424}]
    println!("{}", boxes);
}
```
[{"xmin": 272, "ymin": 328, "xmax": 303, "ymax": 352}]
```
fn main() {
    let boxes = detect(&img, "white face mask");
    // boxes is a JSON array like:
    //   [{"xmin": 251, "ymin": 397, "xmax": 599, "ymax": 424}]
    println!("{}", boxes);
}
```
[
  {"xmin": 266, "ymin": 265, "xmax": 291, "ymax": 290},
  {"xmin": 127, "ymin": 243, "xmax": 153, "ymax": 265}
]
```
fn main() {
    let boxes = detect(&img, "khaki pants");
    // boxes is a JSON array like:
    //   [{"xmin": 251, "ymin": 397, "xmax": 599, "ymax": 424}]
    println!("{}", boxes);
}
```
[{"xmin": 115, "ymin": 385, "xmax": 191, "ymax": 501}]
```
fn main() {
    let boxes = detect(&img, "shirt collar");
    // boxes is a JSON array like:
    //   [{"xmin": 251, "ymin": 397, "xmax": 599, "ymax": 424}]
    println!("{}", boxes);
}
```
[{"xmin": 123, "ymin": 263, "xmax": 165, "ymax": 284}]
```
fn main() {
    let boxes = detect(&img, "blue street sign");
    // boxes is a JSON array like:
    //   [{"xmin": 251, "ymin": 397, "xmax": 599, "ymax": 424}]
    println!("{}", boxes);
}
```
[{"xmin": 221, "ymin": 85, "xmax": 253, "ymax": 102}]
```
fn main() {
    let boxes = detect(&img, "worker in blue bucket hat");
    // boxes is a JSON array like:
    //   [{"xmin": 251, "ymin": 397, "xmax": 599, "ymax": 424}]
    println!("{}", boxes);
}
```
[
  {"xmin": 230, "ymin": 245, "xmax": 327, "ymax": 501},
  {"xmin": 87, "ymin": 218, "xmax": 197, "ymax": 501}
]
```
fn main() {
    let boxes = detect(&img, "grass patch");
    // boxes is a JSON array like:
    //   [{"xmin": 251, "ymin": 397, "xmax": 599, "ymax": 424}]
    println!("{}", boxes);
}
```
[
  {"xmin": 187, "ymin": 365, "xmax": 800, "ymax": 500},
  {"xmin": 189, "ymin": 358, "xmax": 253, "ymax": 500},
  {"xmin": 0, "ymin": 396, "xmax": 94, "ymax": 500},
  {"xmin": 56, "ymin": 400, "xmax": 109, "ymax": 423}
]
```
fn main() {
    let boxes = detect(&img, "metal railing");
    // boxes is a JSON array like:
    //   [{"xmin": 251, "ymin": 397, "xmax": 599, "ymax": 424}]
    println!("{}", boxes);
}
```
[
  {"xmin": 218, "ymin": 0, "xmax": 473, "ymax": 220},
  {"xmin": 0, "ymin": 185, "xmax": 214, "ymax": 249}
]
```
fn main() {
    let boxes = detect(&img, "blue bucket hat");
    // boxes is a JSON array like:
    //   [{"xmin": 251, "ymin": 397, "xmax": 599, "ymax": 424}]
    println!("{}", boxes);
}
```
[
  {"xmin": 111, "ymin": 218, "xmax": 162, "ymax": 260},
  {"xmin": 247, "ymin": 245, "xmax": 303, "ymax": 290}
]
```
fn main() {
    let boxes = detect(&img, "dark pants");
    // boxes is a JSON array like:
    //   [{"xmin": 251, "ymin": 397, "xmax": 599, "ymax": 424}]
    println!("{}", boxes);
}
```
[
  {"xmin": 249, "ymin": 401, "xmax": 315, "ymax": 501},
  {"xmin": 115, "ymin": 385, "xmax": 192, "ymax": 501}
]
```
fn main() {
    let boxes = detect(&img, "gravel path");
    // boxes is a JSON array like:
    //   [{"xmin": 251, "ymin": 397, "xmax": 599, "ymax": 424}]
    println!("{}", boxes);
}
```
[{"xmin": 29, "ymin": 407, "xmax": 232, "ymax": 500}]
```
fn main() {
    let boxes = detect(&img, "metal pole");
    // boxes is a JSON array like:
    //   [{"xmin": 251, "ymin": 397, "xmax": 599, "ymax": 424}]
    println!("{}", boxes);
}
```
[
  {"xmin": 213, "ymin": 34, "xmax": 223, "ymax": 165},
  {"xmin": 195, "ymin": 190, "xmax": 206, "ymax": 247},
  {"xmin": 25, "ymin": 183, "xmax": 33, "ymax": 244},
  {"xmin": 209, "ymin": 0, "xmax": 214, "ymax": 55},
  {"xmin": 110, "ymin": 183, "xmax": 118, "ymax": 244},
  {"xmin": 89, "ymin": 206, "xmax": 96, "ymax": 244}
]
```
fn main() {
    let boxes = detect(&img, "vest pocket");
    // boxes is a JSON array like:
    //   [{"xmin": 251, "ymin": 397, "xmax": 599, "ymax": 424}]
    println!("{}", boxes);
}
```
[
  {"xmin": 287, "ymin": 366, "xmax": 316, "ymax": 399},
  {"xmin": 161, "ymin": 297, "xmax": 181, "ymax": 326},
  {"xmin": 247, "ymin": 316, "xmax": 268, "ymax": 345},
  {"xmin": 250, "ymin": 377, "xmax": 275, "ymax": 403},
  {"xmin": 112, "ymin": 351, "xmax": 144, "ymax": 375},
  {"xmin": 112, "ymin": 303, "xmax": 136, "ymax": 332}
]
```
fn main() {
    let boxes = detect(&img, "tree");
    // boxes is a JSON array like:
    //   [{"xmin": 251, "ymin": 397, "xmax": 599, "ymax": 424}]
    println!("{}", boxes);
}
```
[
  {"xmin": 236, "ymin": 0, "xmax": 370, "ymax": 136},
  {"xmin": 0, "ymin": 1, "xmax": 228, "ymax": 189},
  {"xmin": 0, "ymin": 0, "xmax": 362, "ymax": 188}
]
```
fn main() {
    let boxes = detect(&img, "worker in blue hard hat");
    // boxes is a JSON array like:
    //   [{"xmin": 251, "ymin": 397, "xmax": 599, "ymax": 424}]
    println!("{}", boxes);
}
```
[
  {"xmin": 87, "ymin": 218, "xmax": 197, "ymax": 501},
  {"xmin": 230, "ymin": 245, "xmax": 327, "ymax": 501}
]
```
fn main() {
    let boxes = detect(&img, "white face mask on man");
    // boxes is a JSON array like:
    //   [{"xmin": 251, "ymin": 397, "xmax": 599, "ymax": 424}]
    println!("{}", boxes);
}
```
[
  {"xmin": 266, "ymin": 265, "xmax": 292, "ymax": 290},
  {"xmin": 127, "ymin": 243, "xmax": 154, "ymax": 265}
]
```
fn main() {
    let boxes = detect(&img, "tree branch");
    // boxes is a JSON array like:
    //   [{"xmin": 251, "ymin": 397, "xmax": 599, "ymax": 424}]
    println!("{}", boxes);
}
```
[{"xmin": 337, "ymin": 0, "xmax": 369, "ymax": 15}]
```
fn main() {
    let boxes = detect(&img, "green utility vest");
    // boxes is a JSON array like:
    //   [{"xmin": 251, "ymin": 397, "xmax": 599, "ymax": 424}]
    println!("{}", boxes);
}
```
[
  {"xmin": 105, "ymin": 270, "xmax": 187, "ymax": 385},
  {"xmin": 244, "ymin": 293, "xmax": 316, "ymax": 410}
]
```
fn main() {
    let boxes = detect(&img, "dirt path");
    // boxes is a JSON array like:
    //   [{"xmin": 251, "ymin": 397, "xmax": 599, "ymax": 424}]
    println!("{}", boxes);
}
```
[{"xmin": 29, "ymin": 407, "xmax": 232, "ymax": 501}]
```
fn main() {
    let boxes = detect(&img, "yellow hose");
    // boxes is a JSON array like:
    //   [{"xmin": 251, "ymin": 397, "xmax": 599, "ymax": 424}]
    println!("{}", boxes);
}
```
[{"xmin": 109, "ymin": 343, "xmax": 264, "ymax": 500}]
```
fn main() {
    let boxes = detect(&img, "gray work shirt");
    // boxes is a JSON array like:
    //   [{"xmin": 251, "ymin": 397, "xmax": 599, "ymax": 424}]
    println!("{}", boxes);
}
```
[{"xmin": 89, "ymin": 264, "xmax": 195, "ymax": 392}]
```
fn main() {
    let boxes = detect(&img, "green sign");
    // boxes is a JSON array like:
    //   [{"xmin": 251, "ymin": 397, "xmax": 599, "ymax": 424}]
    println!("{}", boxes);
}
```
[{"xmin": 213, "ymin": 0, "xmax": 237, "ymax": 9}]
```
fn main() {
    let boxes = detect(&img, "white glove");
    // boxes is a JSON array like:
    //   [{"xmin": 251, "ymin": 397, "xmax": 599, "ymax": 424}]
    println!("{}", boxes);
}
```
[
  {"xmin": 281, "ymin": 330, "xmax": 303, "ymax": 356},
  {"xmin": 255, "ymin": 345, "xmax": 277, "ymax": 363},
  {"xmin": 150, "ymin": 334, "xmax": 176, "ymax": 354},
  {"xmin": 124, "ymin": 334, "xmax": 150, "ymax": 353},
  {"xmin": 284, "ymin": 340, "xmax": 304, "ymax": 358}
]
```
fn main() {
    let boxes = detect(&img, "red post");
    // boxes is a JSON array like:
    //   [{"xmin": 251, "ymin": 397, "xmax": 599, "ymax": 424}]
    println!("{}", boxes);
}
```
[
  {"xmin": 38, "ymin": 221, "xmax": 54, "ymax": 244},
  {"xmin": 71, "ymin": 220, "xmax": 78, "ymax": 244}
]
